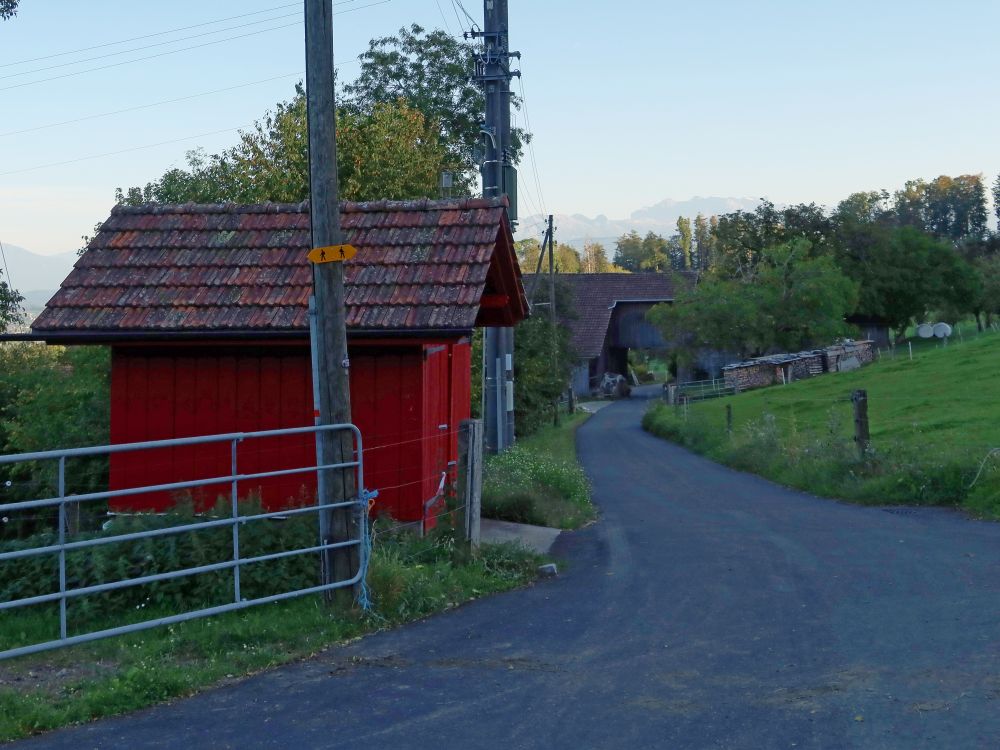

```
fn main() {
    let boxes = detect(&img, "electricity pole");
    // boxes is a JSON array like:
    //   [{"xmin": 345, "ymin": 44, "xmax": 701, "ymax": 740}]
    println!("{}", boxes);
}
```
[
  {"xmin": 304, "ymin": 0, "xmax": 358, "ymax": 604},
  {"xmin": 547, "ymin": 215, "xmax": 559, "ymax": 426},
  {"xmin": 474, "ymin": 0, "xmax": 520, "ymax": 454}
]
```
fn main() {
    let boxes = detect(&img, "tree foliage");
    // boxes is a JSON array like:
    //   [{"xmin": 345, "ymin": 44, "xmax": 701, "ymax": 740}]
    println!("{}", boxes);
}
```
[
  {"xmin": 649, "ymin": 240, "xmax": 858, "ymax": 359},
  {"xmin": 0, "ymin": 0, "xmax": 18, "ymax": 20},
  {"xmin": 342, "ymin": 24, "xmax": 524, "ymax": 189},
  {"xmin": 515, "ymin": 238, "xmax": 582, "ymax": 276},
  {"xmin": 994, "ymin": 175, "xmax": 1000, "ymax": 226},
  {"xmin": 512, "ymin": 316, "xmax": 576, "ymax": 436},
  {"xmin": 119, "ymin": 91, "xmax": 458, "ymax": 206},
  {"xmin": 893, "ymin": 175, "xmax": 988, "ymax": 242},
  {"xmin": 581, "ymin": 242, "xmax": 612, "ymax": 273},
  {"xmin": 693, "ymin": 214, "xmax": 713, "ymax": 270},
  {"xmin": 613, "ymin": 230, "xmax": 673, "ymax": 272},
  {"xmin": 833, "ymin": 223, "xmax": 977, "ymax": 334},
  {"xmin": 676, "ymin": 217, "xmax": 692, "ymax": 269},
  {"xmin": 0, "ymin": 345, "xmax": 110, "ymax": 533},
  {"xmin": 0, "ymin": 275, "xmax": 24, "ymax": 333}
]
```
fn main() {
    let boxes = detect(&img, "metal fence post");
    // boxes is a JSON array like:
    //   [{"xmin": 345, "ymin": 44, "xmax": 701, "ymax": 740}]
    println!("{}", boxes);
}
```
[
  {"xmin": 230, "ymin": 438, "xmax": 241, "ymax": 604},
  {"xmin": 57, "ymin": 456, "xmax": 67, "ymax": 640},
  {"xmin": 851, "ymin": 389, "xmax": 870, "ymax": 461},
  {"xmin": 458, "ymin": 419, "xmax": 483, "ymax": 552}
]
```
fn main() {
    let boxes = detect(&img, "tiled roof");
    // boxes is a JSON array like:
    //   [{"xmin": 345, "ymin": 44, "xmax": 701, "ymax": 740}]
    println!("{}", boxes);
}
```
[
  {"xmin": 33, "ymin": 198, "xmax": 526, "ymax": 338},
  {"xmin": 524, "ymin": 272, "xmax": 693, "ymax": 359}
]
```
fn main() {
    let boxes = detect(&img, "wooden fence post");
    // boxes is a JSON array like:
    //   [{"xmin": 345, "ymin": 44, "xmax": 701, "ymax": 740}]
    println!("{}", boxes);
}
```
[
  {"xmin": 851, "ymin": 389, "xmax": 870, "ymax": 461},
  {"xmin": 458, "ymin": 419, "xmax": 483, "ymax": 552},
  {"xmin": 726, "ymin": 404, "xmax": 733, "ymax": 436}
]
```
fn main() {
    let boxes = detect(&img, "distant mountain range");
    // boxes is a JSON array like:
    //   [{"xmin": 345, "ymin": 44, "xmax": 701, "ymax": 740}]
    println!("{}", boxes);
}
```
[
  {"xmin": 517, "ymin": 196, "xmax": 762, "ymax": 249},
  {"xmin": 0, "ymin": 243, "xmax": 77, "ymax": 313}
]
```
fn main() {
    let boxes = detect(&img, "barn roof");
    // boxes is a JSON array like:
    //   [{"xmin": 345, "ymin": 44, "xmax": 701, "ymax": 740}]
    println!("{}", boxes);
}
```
[
  {"xmin": 31, "ymin": 198, "xmax": 528, "ymax": 341},
  {"xmin": 524, "ymin": 272, "xmax": 693, "ymax": 359}
]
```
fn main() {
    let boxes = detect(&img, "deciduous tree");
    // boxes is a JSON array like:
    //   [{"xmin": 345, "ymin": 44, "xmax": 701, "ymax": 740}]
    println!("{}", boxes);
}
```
[
  {"xmin": 676, "ymin": 217, "xmax": 692, "ymax": 269},
  {"xmin": 613, "ymin": 231, "xmax": 644, "ymax": 272},
  {"xmin": 0, "ymin": 274, "xmax": 24, "ymax": 332},
  {"xmin": 693, "ymin": 213, "xmax": 713, "ymax": 270},
  {"xmin": 582, "ymin": 242, "xmax": 611, "ymax": 273},
  {"xmin": 649, "ymin": 240, "xmax": 857, "ymax": 359},
  {"xmin": 118, "ymin": 92, "xmax": 457, "ymax": 205},
  {"xmin": 342, "ymin": 24, "xmax": 525, "ymax": 189}
]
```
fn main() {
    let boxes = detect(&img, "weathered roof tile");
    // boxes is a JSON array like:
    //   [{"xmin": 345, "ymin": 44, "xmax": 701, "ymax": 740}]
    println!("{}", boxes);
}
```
[{"xmin": 34, "ymin": 199, "xmax": 528, "ymax": 337}]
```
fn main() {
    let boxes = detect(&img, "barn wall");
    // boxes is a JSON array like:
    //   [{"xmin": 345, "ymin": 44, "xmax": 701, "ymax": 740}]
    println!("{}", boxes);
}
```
[
  {"xmin": 108, "ymin": 340, "xmax": 464, "ymax": 522},
  {"xmin": 609, "ymin": 303, "xmax": 669, "ymax": 350}
]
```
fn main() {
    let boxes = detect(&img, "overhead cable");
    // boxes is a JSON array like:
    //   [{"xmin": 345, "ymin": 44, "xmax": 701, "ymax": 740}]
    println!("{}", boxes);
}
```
[
  {"xmin": 0, "ymin": 128, "xmax": 242, "ymax": 177},
  {"xmin": 0, "ymin": 0, "xmax": 359, "ymax": 69},
  {"xmin": 0, "ymin": 0, "xmax": 390, "ymax": 93},
  {"xmin": 0, "ymin": 72, "xmax": 306, "ymax": 137}
]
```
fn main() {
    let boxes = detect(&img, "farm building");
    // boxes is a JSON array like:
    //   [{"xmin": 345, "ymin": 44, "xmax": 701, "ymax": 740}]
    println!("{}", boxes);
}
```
[
  {"xmin": 522, "ymin": 272, "xmax": 728, "ymax": 395},
  {"xmin": 29, "ymin": 198, "xmax": 528, "ymax": 524}
]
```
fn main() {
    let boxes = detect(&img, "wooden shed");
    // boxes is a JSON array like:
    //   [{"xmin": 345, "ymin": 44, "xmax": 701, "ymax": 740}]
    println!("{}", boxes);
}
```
[{"xmin": 30, "ymin": 198, "xmax": 527, "ymax": 523}]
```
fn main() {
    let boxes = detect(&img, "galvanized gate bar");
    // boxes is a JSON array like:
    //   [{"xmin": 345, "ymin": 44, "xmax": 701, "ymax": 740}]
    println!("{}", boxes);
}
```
[
  {"xmin": 0, "ymin": 459, "xmax": 360, "ymax": 512},
  {"xmin": 0, "ymin": 498, "xmax": 360, "ymax": 562},
  {"xmin": 0, "ymin": 423, "xmax": 369, "ymax": 661}
]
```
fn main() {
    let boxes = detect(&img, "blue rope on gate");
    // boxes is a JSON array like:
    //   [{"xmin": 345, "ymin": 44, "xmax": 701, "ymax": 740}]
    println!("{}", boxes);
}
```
[{"xmin": 356, "ymin": 489, "xmax": 378, "ymax": 611}]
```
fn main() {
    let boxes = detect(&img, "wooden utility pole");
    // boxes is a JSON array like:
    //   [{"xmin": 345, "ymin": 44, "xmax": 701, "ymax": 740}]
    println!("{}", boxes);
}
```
[
  {"xmin": 851, "ymin": 389, "xmax": 870, "ymax": 461},
  {"xmin": 547, "ymin": 215, "xmax": 559, "ymax": 426},
  {"xmin": 304, "ymin": 0, "xmax": 358, "ymax": 604},
  {"xmin": 458, "ymin": 419, "xmax": 483, "ymax": 552},
  {"xmin": 476, "ymin": 0, "xmax": 519, "ymax": 454}
]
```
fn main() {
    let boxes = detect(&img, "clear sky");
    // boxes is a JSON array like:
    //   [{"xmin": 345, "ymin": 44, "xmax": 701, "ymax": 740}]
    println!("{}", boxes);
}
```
[{"xmin": 1, "ymin": 0, "xmax": 998, "ymax": 255}]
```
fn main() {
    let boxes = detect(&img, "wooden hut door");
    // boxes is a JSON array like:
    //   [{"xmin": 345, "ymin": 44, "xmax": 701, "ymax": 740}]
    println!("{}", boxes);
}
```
[{"xmin": 422, "ymin": 345, "xmax": 451, "ymax": 524}]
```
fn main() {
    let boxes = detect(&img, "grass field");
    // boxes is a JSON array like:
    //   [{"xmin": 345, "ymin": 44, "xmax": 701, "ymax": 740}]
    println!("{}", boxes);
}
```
[
  {"xmin": 482, "ymin": 411, "xmax": 595, "ymax": 529},
  {"xmin": 644, "ymin": 329, "xmax": 1000, "ymax": 516}
]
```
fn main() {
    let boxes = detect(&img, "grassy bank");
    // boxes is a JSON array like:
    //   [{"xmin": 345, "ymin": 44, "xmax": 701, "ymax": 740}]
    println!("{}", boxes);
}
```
[
  {"xmin": 643, "ymin": 332, "xmax": 1000, "ymax": 516},
  {"xmin": 482, "ymin": 411, "xmax": 594, "ymax": 529},
  {"xmin": 0, "ymin": 528, "xmax": 540, "ymax": 742}
]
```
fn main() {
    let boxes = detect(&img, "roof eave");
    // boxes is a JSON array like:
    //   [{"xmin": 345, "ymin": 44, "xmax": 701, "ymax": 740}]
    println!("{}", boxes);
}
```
[{"xmin": 18, "ymin": 327, "xmax": 474, "ymax": 345}]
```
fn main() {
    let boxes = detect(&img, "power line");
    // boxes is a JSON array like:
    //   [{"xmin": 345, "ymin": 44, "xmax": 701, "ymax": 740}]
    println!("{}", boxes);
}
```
[
  {"xmin": 0, "ymin": 12, "xmax": 302, "ymax": 82},
  {"xmin": 0, "ymin": 0, "xmax": 390, "ymax": 94},
  {"xmin": 450, "ymin": 0, "xmax": 479, "ymax": 31},
  {"xmin": 0, "ymin": 128, "xmax": 242, "ymax": 178},
  {"xmin": 517, "ymin": 72, "xmax": 548, "ymax": 217},
  {"xmin": 448, "ymin": 0, "xmax": 469, "ymax": 35},
  {"xmin": 0, "ymin": 22, "xmax": 301, "ymax": 93},
  {"xmin": 0, "ymin": 1, "xmax": 364, "ymax": 69},
  {"xmin": 432, "ymin": 0, "xmax": 454, "ymax": 35},
  {"xmin": 0, "ymin": 71, "xmax": 307, "ymax": 138}
]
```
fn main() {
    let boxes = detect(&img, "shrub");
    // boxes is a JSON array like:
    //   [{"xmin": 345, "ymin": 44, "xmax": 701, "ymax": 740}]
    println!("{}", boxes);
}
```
[{"xmin": 481, "ymin": 443, "xmax": 591, "ymax": 529}]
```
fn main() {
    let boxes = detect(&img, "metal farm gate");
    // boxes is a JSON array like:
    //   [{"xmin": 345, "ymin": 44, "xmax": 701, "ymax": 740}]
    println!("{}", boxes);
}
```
[{"xmin": 0, "ymin": 424, "xmax": 370, "ymax": 660}]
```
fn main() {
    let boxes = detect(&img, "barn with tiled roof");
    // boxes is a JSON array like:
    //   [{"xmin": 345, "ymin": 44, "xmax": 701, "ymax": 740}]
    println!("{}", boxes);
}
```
[
  {"xmin": 523, "ymin": 272, "xmax": 694, "ymax": 394},
  {"xmin": 32, "ymin": 198, "xmax": 527, "ymax": 523}
]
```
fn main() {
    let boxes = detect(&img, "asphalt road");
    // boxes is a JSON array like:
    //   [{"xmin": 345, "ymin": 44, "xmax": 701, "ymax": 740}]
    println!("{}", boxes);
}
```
[{"xmin": 18, "ymin": 397, "xmax": 1000, "ymax": 749}]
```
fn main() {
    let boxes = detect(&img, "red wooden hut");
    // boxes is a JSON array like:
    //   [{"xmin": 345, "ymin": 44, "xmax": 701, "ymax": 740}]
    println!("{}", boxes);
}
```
[{"xmin": 30, "ymin": 198, "xmax": 527, "ymax": 523}]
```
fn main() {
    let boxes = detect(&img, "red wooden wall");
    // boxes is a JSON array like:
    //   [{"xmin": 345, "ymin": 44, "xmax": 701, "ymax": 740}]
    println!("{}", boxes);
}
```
[{"xmin": 108, "ymin": 338, "xmax": 472, "ymax": 523}]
